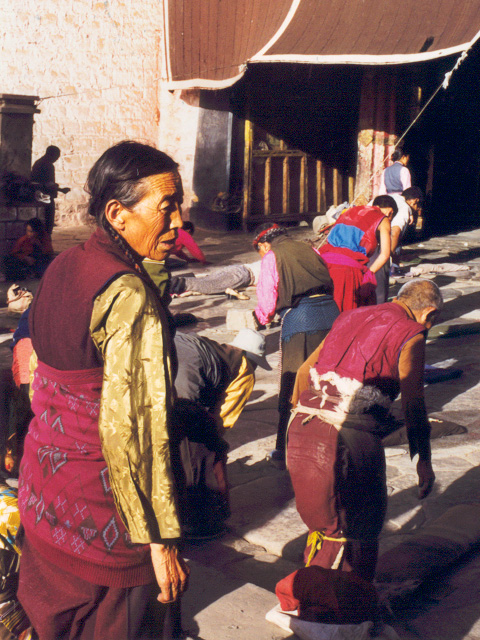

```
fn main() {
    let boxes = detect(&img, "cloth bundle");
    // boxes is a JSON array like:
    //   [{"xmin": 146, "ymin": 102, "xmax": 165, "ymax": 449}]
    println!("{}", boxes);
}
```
[
  {"xmin": 275, "ymin": 566, "xmax": 379, "ymax": 625},
  {"xmin": 6, "ymin": 286, "xmax": 33, "ymax": 316}
]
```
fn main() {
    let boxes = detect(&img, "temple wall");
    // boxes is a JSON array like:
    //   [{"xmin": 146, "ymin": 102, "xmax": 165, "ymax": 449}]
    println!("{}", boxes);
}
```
[
  {"xmin": 158, "ymin": 88, "xmax": 201, "ymax": 218},
  {"xmin": 0, "ymin": 0, "xmax": 165, "ymax": 226}
]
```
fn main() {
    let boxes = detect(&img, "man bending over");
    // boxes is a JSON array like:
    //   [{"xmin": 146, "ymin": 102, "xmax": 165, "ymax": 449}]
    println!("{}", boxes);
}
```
[{"xmin": 288, "ymin": 279, "xmax": 442, "ymax": 582}]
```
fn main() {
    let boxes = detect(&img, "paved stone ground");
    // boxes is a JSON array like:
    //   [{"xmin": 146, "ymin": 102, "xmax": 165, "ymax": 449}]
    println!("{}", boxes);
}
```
[{"xmin": 3, "ymin": 223, "xmax": 480, "ymax": 639}]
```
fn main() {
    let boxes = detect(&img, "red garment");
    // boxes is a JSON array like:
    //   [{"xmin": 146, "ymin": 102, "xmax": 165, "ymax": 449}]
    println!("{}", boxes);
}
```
[
  {"xmin": 314, "ymin": 302, "xmax": 425, "ymax": 393},
  {"xmin": 275, "ymin": 566, "xmax": 378, "ymax": 625},
  {"xmin": 18, "ymin": 537, "xmax": 168, "ymax": 640},
  {"xmin": 326, "ymin": 206, "xmax": 384, "ymax": 257},
  {"xmin": 319, "ymin": 259, "xmax": 374, "ymax": 312},
  {"xmin": 319, "ymin": 206, "xmax": 384, "ymax": 311},
  {"xmin": 10, "ymin": 233, "xmax": 53, "ymax": 258},
  {"xmin": 29, "ymin": 228, "xmax": 140, "ymax": 371},
  {"xmin": 171, "ymin": 228, "xmax": 206, "ymax": 263},
  {"xmin": 288, "ymin": 411, "xmax": 386, "ymax": 581},
  {"xmin": 287, "ymin": 303, "xmax": 425, "ymax": 580},
  {"xmin": 20, "ymin": 230, "xmax": 161, "ymax": 588}
]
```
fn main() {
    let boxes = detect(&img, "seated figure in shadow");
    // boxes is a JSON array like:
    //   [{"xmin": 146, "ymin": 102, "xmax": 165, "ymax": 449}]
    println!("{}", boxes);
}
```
[{"xmin": 2, "ymin": 218, "xmax": 54, "ymax": 281}]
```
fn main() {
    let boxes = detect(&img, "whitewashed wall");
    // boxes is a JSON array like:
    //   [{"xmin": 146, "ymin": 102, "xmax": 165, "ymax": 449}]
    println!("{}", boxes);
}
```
[{"xmin": 0, "ymin": 0, "xmax": 166, "ymax": 225}]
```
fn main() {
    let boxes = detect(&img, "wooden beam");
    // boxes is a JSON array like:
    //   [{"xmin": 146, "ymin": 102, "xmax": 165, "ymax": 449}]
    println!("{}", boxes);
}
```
[
  {"xmin": 242, "ymin": 117, "xmax": 253, "ymax": 228},
  {"xmin": 264, "ymin": 156, "xmax": 271, "ymax": 216},
  {"xmin": 283, "ymin": 156, "xmax": 289, "ymax": 214}
]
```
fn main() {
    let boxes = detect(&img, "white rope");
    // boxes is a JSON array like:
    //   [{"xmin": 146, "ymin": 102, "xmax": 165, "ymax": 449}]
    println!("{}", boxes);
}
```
[
  {"xmin": 353, "ymin": 47, "xmax": 473, "ymax": 204},
  {"xmin": 442, "ymin": 50, "xmax": 469, "ymax": 90}
]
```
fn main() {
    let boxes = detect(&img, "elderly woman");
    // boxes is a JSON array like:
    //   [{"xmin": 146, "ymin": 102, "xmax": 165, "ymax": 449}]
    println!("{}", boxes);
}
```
[
  {"xmin": 253, "ymin": 224, "xmax": 339, "ymax": 467},
  {"xmin": 17, "ymin": 141, "xmax": 189, "ymax": 639}
]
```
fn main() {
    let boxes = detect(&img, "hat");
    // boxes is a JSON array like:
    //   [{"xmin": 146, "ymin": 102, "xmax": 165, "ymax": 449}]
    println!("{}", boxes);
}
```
[
  {"xmin": 230, "ymin": 329, "xmax": 271, "ymax": 370},
  {"xmin": 312, "ymin": 215, "xmax": 329, "ymax": 236}
]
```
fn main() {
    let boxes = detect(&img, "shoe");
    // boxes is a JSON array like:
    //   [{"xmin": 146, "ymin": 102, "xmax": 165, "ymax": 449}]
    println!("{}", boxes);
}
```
[
  {"xmin": 225, "ymin": 287, "xmax": 250, "ymax": 300},
  {"xmin": 266, "ymin": 449, "xmax": 286, "ymax": 470}
]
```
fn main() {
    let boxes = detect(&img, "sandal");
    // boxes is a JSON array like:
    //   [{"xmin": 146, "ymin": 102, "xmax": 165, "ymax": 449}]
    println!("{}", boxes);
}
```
[{"xmin": 225, "ymin": 288, "xmax": 250, "ymax": 300}]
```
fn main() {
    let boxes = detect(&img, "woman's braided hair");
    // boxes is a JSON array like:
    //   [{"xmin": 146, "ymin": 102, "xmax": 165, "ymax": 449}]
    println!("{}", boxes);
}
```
[
  {"xmin": 252, "ymin": 223, "xmax": 288, "ymax": 250},
  {"xmin": 85, "ymin": 140, "xmax": 179, "ymax": 275}
]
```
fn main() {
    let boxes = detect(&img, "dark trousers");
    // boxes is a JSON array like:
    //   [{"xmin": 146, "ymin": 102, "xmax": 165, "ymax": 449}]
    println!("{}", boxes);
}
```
[
  {"xmin": 18, "ymin": 537, "xmax": 181, "ymax": 640},
  {"xmin": 276, "ymin": 329, "xmax": 330, "ymax": 452},
  {"xmin": 367, "ymin": 249, "xmax": 390, "ymax": 304},
  {"xmin": 44, "ymin": 202, "xmax": 55, "ymax": 235}
]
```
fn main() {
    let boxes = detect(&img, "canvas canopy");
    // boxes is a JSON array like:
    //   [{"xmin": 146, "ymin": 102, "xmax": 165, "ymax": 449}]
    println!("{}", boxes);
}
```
[{"xmin": 163, "ymin": 0, "xmax": 480, "ymax": 89}]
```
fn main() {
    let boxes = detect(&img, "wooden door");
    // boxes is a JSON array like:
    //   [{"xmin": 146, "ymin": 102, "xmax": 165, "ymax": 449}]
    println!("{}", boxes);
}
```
[{"xmin": 242, "ymin": 119, "xmax": 354, "ymax": 229}]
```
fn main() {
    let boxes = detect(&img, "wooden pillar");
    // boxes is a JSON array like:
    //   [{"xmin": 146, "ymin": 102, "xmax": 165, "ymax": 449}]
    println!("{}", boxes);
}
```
[
  {"xmin": 242, "ymin": 117, "xmax": 253, "ymax": 229},
  {"xmin": 0, "ymin": 94, "xmax": 40, "ymax": 178},
  {"xmin": 316, "ymin": 160, "xmax": 325, "ymax": 212},
  {"xmin": 264, "ymin": 156, "xmax": 271, "ymax": 216},
  {"xmin": 348, "ymin": 176, "xmax": 355, "ymax": 202},
  {"xmin": 282, "ymin": 156, "xmax": 290, "ymax": 214},
  {"xmin": 300, "ymin": 155, "xmax": 306, "ymax": 213}
]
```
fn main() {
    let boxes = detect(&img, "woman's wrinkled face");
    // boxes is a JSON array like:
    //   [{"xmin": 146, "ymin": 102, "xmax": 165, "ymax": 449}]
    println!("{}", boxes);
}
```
[{"xmin": 120, "ymin": 172, "xmax": 183, "ymax": 261}]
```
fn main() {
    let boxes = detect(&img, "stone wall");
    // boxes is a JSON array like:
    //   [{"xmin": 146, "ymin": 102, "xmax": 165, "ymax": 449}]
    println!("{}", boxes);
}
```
[
  {"xmin": 0, "ymin": 0, "xmax": 166, "ymax": 226},
  {"xmin": 158, "ymin": 88, "xmax": 236, "ymax": 226}
]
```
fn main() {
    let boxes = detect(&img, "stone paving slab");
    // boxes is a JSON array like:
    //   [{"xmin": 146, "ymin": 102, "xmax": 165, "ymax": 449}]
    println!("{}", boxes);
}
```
[
  {"xmin": 181, "ymin": 559, "xmax": 297, "ymax": 640},
  {"xmin": 391, "ymin": 551, "xmax": 480, "ymax": 640}
]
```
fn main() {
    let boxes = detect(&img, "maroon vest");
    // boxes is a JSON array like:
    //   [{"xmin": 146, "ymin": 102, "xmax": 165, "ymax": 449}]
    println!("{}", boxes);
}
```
[
  {"xmin": 314, "ymin": 302, "xmax": 425, "ymax": 400},
  {"xmin": 29, "ymin": 228, "xmax": 140, "ymax": 370}
]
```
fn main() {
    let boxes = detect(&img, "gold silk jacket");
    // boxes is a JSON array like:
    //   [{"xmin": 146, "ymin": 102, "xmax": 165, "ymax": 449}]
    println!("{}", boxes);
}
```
[{"xmin": 90, "ymin": 274, "xmax": 181, "ymax": 544}]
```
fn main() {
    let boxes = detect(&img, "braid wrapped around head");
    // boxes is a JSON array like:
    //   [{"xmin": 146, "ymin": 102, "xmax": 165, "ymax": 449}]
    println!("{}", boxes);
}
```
[
  {"xmin": 252, "ymin": 223, "xmax": 287, "ymax": 250},
  {"xmin": 85, "ymin": 140, "xmax": 178, "ymax": 232}
]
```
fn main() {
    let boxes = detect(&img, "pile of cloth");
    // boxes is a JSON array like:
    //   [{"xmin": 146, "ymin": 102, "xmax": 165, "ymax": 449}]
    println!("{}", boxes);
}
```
[{"xmin": 405, "ymin": 263, "xmax": 471, "ymax": 277}]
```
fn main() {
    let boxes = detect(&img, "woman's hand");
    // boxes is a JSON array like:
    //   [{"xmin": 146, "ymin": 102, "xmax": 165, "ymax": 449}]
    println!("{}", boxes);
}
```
[{"xmin": 150, "ymin": 543, "xmax": 190, "ymax": 603}]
